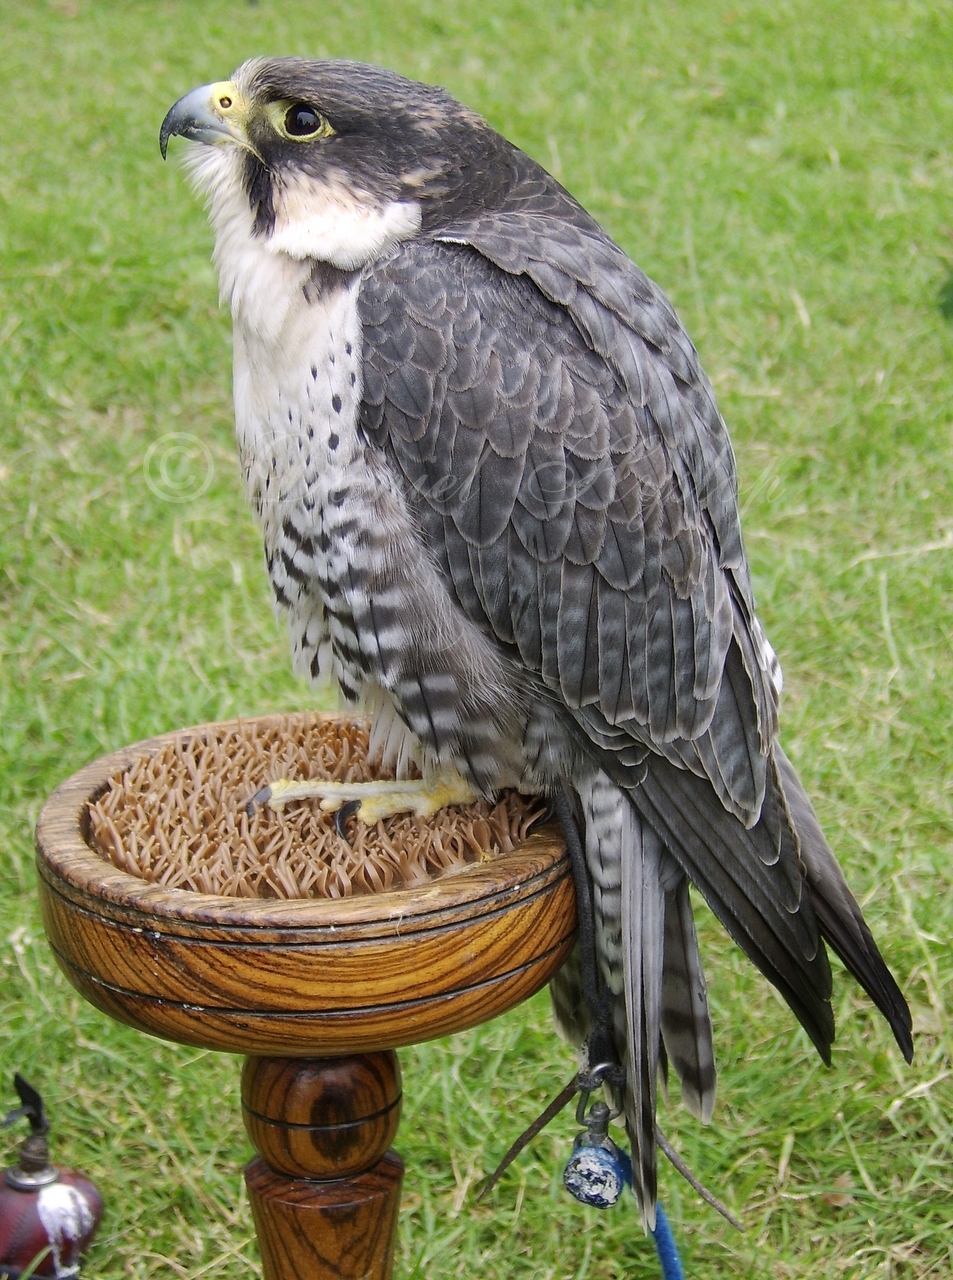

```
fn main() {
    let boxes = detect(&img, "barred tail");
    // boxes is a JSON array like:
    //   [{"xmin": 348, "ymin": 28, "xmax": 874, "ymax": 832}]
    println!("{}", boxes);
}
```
[
  {"xmin": 559, "ymin": 772, "xmax": 717, "ymax": 1231},
  {"xmin": 661, "ymin": 878, "xmax": 716, "ymax": 1123}
]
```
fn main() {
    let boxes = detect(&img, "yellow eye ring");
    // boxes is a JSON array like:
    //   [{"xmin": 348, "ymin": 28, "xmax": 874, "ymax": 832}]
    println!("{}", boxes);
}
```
[{"xmin": 267, "ymin": 100, "xmax": 336, "ymax": 142}]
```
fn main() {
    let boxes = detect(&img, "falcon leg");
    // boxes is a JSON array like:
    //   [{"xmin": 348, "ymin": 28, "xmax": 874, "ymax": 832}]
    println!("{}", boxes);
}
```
[{"xmin": 246, "ymin": 766, "xmax": 478, "ymax": 824}]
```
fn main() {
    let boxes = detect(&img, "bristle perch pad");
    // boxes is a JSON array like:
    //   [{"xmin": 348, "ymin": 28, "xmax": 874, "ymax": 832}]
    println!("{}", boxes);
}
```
[{"xmin": 87, "ymin": 714, "xmax": 545, "ymax": 900}]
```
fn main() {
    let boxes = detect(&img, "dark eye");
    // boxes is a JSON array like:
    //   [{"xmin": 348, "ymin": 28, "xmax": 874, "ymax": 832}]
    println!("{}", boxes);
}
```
[{"xmin": 284, "ymin": 103, "xmax": 323, "ymax": 137}]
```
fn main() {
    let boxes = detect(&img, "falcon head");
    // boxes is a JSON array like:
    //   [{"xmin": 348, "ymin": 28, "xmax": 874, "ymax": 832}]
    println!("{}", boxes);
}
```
[{"xmin": 160, "ymin": 58, "xmax": 512, "ymax": 269}]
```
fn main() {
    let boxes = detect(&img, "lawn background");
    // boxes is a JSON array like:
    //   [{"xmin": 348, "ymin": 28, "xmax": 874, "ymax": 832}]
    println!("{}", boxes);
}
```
[{"xmin": 1, "ymin": 0, "xmax": 952, "ymax": 1276}]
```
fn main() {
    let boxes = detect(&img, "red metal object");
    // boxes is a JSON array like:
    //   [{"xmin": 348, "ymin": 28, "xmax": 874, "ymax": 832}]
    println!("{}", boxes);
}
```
[{"xmin": 0, "ymin": 1077, "xmax": 102, "ymax": 1279}]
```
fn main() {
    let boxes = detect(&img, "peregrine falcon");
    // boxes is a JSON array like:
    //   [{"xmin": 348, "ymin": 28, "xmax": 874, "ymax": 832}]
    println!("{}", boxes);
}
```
[{"xmin": 160, "ymin": 59, "xmax": 912, "ymax": 1228}]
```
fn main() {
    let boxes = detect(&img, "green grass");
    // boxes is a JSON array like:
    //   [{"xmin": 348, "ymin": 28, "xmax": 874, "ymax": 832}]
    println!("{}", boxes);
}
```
[{"xmin": 2, "ymin": 0, "xmax": 952, "ymax": 1275}]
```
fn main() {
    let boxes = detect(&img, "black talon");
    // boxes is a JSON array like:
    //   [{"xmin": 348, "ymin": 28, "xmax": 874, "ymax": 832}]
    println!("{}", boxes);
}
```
[
  {"xmin": 245, "ymin": 785, "xmax": 273, "ymax": 819},
  {"xmin": 334, "ymin": 799, "xmax": 362, "ymax": 840},
  {"xmin": 526, "ymin": 798, "xmax": 557, "ymax": 833}
]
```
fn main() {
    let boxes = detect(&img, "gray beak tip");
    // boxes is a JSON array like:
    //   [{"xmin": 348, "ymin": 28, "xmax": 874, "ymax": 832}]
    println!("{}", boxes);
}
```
[{"xmin": 159, "ymin": 85, "xmax": 232, "ymax": 162}]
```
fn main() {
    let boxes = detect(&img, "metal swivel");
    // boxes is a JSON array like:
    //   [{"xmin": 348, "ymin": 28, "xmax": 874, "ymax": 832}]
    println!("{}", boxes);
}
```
[{"xmin": 562, "ymin": 1083, "xmax": 632, "ymax": 1209}]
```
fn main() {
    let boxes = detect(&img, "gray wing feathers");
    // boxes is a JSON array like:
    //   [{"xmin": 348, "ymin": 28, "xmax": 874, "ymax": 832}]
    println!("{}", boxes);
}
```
[
  {"xmin": 359, "ymin": 243, "xmax": 773, "ymax": 822},
  {"xmin": 448, "ymin": 214, "xmax": 780, "ymax": 759},
  {"xmin": 437, "ymin": 213, "xmax": 745, "ymax": 555},
  {"xmin": 357, "ymin": 186, "xmax": 911, "ymax": 1229}
]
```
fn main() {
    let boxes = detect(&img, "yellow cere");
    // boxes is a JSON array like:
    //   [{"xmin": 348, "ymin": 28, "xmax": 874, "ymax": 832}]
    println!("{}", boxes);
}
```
[{"xmin": 209, "ymin": 81, "xmax": 246, "ymax": 118}]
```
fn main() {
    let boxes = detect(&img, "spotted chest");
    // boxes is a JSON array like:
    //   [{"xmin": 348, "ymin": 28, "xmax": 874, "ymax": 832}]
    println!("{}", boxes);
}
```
[
  {"xmin": 185, "ymin": 135, "xmax": 425, "ymax": 705},
  {"xmin": 231, "ymin": 259, "xmax": 371, "ymax": 696}
]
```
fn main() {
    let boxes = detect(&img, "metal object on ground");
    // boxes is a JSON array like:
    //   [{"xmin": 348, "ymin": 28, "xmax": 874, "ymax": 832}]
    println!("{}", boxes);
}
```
[
  {"xmin": 0, "ymin": 1076, "xmax": 102, "ymax": 1280},
  {"xmin": 563, "ymin": 1077, "xmax": 632, "ymax": 1210}
]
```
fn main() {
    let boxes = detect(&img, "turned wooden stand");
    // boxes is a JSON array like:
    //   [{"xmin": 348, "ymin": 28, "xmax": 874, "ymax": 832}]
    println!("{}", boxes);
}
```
[
  {"xmin": 243, "ymin": 1054, "xmax": 404, "ymax": 1279},
  {"xmin": 34, "ymin": 715, "xmax": 574, "ymax": 1280}
]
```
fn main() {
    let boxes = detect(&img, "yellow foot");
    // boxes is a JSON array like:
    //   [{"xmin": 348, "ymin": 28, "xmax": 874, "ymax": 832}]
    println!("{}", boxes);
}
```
[{"xmin": 246, "ymin": 767, "xmax": 479, "ymax": 827}]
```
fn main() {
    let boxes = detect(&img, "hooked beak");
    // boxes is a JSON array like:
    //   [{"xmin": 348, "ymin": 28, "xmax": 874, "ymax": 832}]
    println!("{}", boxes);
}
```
[{"xmin": 160, "ymin": 81, "xmax": 250, "ymax": 159}]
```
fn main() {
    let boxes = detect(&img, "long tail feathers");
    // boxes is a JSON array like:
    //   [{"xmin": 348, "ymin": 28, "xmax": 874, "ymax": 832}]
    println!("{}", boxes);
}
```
[
  {"xmin": 632, "ymin": 753, "xmax": 837, "ymax": 1060},
  {"xmin": 576, "ymin": 774, "xmax": 666, "ymax": 1229},
  {"xmin": 774, "ymin": 746, "xmax": 913, "ymax": 1062},
  {"xmin": 555, "ymin": 750, "xmax": 910, "ymax": 1232},
  {"xmin": 661, "ymin": 877, "xmax": 717, "ymax": 1123},
  {"xmin": 620, "ymin": 805, "xmax": 666, "ymax": 1231}
]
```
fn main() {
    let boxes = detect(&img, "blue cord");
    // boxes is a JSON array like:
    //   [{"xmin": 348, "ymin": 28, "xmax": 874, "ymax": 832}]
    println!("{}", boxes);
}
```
[{"xmin": 650, "ymin": 1202, "xmax": 685, "ymax": 1280}]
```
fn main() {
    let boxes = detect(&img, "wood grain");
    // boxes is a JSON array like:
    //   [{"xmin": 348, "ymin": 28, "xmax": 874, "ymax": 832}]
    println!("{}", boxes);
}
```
[
  {"xmin": 243, "ymin": 1054, "xmax": 403, "ymax": 1280},
  {"xmin": 242, "ymin": 1054, "xmax": 401, "ymax": 1180},
  {"xmin": 34, "ymin": 714, "xmax": 575, "ymax": 1057},
  {"xmin": 34, "ymin": 717, "xmax": 578, "ymax": 1279},
  {"xmin": 246, "ymin": 1152, "xmax": 403, "ymax": 1280}
]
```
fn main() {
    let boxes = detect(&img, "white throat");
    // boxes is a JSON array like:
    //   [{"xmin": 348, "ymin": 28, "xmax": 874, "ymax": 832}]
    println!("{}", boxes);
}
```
[
  {"xmin": 184, "ymin": 144, "xmax": 420, "ymax": 283},
  {"xmin": 269, "ymin": 169, "xmax": 421, "ymax": 267}
]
